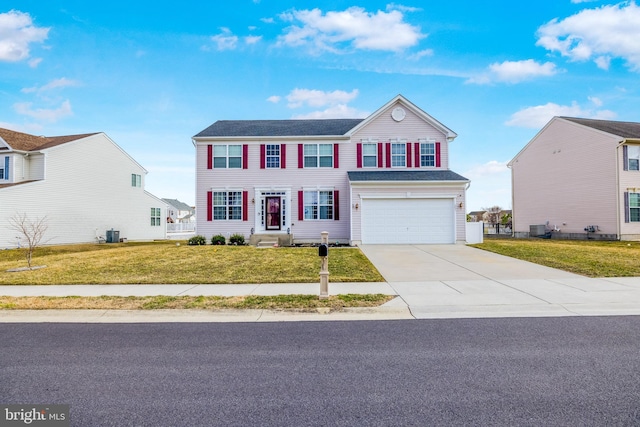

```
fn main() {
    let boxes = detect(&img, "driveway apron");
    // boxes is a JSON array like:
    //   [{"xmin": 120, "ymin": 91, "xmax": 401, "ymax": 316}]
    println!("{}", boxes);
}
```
[{"xmin": 359, "ymin": 244, "xmax": 640, "ymax": 319}]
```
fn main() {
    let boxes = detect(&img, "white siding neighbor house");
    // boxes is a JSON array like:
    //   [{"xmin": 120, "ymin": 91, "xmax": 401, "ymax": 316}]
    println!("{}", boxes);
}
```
[
  {"xmin": 192, "ymin": 95, "xmax": 470, "ymax": 245},
  {"xmin": 0, "ymin": 128, "xmax": 167, "ymax": 248},
  {"xmin": 509, "ymin": 116, "xmax": 640, "ymax": 240}
]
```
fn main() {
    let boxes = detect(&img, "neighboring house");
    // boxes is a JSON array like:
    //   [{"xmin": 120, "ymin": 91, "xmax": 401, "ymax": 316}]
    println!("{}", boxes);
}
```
[
  {"xmin": 508, "ymin": 116, "xmax": 640, "ymax": 240},
  {"xmin": 192, "ymin": 95, "xmax": 470, "ymax": 245},
  {"xmin": 0, "ymin": 128, "xmax": 167, "ymax": 248},
  {"xmin": 468, "ymin": 211, "xmax": 487, "ymax": 222},
  {"xmin": 162, "ymin": 198, "xmax": 195, "ymax": 223}
]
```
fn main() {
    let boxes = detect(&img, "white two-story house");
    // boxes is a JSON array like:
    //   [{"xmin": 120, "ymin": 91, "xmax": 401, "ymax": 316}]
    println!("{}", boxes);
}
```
[
  {"xmin": 192, "ymin": 95, "xmax": 470, "ymax": 245},
  {"xmin": 0, "ymin": 128, "xmax": 167, "ymax": 247}
]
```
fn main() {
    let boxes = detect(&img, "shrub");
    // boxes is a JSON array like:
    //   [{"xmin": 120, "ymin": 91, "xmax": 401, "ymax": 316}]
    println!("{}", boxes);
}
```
[
  {"xmin": 211, "ymin": 234, "xmax": 226, "ymax": 245},
  {"xmin": 188, "ymin": 235, "xmax": 206, "ymax": 246},
  {"xmin": 229, "ymin": 233, "xmax": 245, "ymax": 245}
]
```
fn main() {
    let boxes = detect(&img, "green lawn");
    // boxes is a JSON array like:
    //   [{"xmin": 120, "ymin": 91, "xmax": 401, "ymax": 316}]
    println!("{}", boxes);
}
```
[
  {"xmin": 471, "ymin": 238, "xmax": 640, "ymax": 277},
  {"xmin": 0, "ymin": 241, "xmax": 384, "ymax": 285}
]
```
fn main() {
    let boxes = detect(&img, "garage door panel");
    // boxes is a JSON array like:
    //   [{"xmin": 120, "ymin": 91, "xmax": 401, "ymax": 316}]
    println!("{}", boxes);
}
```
[{"xmin": 361, "ymin": 198, "xmax": 454, "ymax": 244}]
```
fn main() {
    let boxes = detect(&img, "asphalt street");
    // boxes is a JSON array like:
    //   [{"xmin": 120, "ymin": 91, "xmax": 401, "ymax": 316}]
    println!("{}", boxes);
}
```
[{"xmin": 2, "ymin": 317, "xmax": 640, "ymax": 426}]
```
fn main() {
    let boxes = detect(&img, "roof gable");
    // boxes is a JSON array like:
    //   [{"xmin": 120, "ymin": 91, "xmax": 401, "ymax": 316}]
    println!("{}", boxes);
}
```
[
  {"xmin": 0, "ymin": 128, "xmax": 99, "ymax": 151},
  {"xmin": 194, "ymin": 119, "xmax": 364, "ymax": 138},
  {"xmin": 560, "ymin": 117, "xmax": 640, "ymax": 139}
]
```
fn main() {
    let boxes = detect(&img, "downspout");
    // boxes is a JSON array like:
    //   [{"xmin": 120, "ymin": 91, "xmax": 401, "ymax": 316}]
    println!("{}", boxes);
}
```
[{"xmin": 616, "ymin": 140, "xmax": 624, "ymax": 240}]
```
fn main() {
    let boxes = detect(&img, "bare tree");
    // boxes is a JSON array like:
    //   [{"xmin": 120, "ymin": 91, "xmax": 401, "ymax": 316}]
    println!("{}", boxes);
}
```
[
  {"xmin": 482, "ymin": 205, "xmax": 503, "ymax": 226},
  {"xmin": 8, "ymin": 213, "xmax": 49, "ymax": 268}
]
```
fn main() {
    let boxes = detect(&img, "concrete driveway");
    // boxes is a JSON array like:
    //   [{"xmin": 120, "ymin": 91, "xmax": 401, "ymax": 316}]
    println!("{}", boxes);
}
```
[{"xmin": 359, "ymin": 244, "xmax": 640, "ymax": 319}]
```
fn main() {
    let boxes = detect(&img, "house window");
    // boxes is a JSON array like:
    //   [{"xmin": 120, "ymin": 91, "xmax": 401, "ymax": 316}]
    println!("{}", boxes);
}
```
[
  {"xmin": 0, "ymin": 156, "xmax": 6, "ymax": 180},
  {"xmin": 391, "ymin": 143, "xmax": 406, "ymax": 167},
  {"xmin": 214, "ymin": 145, "xmax": 242, "ymax": 168},
  {"xmin": 362, "ymin": 143, "xmax": 377, "ymax": 167},
  {"xmin": 131, "ymin": 174, "xmax": 141, "ymax": 187},
  {"xmin": 304, "ymin": 190, "xmax": 334, "ymax": 220},
  {"xmin": 213, "ymin": 191, "xmax": 242, "ymax": 220},
  {"xmin": 420, "ymin": 142, "xmax": 436, "ymax": 167},
  {"xmin": 628, "ymin": 146, "xmax": 640, "ymax": 171},
  {"xmin": 304, "ymin": 144, "xmax": 333, "ymax": 168},
  {"xmin": 630, "ymin": 193, "xmax": 640, "ymax": 222},
  {"xmin": 151, "ymin": 208, "xmax": 161, "ymax": 226},
  {"xmin": 266, "ymin": 144, "xmax": 280, "ymax": 168}
]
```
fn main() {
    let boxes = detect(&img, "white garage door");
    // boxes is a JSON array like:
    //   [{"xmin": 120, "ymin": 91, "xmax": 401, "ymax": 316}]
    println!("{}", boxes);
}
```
[{"xmin": 361, "ymin": 198, "xmax": 455, "ymax": 244}]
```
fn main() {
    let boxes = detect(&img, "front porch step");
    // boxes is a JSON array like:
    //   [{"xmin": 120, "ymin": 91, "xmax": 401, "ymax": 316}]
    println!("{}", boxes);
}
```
[
  {"xmin": 256, "ymin": 241, "xmax": 278, "ymax": 248},
  {"xmin": 250, "ymin": 233, "xmax": 294, "ymax": 247}
]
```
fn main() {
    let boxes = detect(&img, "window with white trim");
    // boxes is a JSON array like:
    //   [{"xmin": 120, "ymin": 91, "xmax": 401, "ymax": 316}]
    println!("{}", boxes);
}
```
[
  {"xmin": 151, "ymin": 208, "xmax": 162, "ymax": 226},
  {"xmin": 0, "ymin": 156, "xmax": 7, "ymax": 180},
  {"xmin": 214, "ymin": 145, "xmax": 242, "ymax": 168},
  {"xmin": 362, "ymin": 143, "xmax": 377, "ymax": 167},
  {"xmin": 304, "ymin": 190, "xmax": 334, "ymax": 220},
  {"xmin": 304, "ymin": 144, "xmax": 333, "ymax": 168},
  {"xmin": 391, "ymin": 143, "xmax": 406, "ymax": 167},
  {"xmin": 630, "ymin": 193, "xmax": 640, "ymax": 222},
  {"xmin": 213, "ymin": 191, "xmax": 243, "ymax": 220},
  {"xmin": 420, "ymin": 142, "xmax": 436, "ymax": 167},
  {"xmin": 266, "ymin": 144, "xmax": 280, "ymax": 168},
  {"xmin": 131, "ymin": 174, "xmax": 141, "ymax": 187},
  {"xmin": 628, "ymin": 146, "xmax": 640, "ymax": 171}
]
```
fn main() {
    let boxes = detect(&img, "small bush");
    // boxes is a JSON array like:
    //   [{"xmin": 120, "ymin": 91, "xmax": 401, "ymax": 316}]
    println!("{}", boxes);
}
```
[
  {"xmin": 229, "ymin": 233, "xmax": 245, "ymax": 245},
  {"xmin": 188, "ymin": 235, "xmax": 207, "ymax": 246},
  {"xmin": 211, "ymin": 234, "xmax": 226, "ymax": 245}
]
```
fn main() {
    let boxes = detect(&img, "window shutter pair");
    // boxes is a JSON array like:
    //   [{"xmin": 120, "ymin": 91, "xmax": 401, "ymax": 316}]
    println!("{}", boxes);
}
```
[
  {"xmin": 297, "ymin": 190, "xmax": 339, "ymax": 221},
  {"xmin": 260, "ymin": 144, "xmax": 287, "ymax": 169},
  {"xmin": 206, "ymin": 190, "xmax": 248, "ymax": 221},
  {"xmin": 206, "ymin": 144, "xmax": 248, "ymax": 169},
  {"xmin": 297, "ymin": 144, "xmax": 339, "ymax": 168},
  {"xmin": 356, "ymin": 143, "xmax": 383, "ymax": 168}
]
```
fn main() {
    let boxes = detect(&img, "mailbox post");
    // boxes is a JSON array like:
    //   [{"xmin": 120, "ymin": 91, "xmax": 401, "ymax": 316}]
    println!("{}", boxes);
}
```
[{"xmin": 319, "ymin": 231, "xmax": 329, "ymax": 299}]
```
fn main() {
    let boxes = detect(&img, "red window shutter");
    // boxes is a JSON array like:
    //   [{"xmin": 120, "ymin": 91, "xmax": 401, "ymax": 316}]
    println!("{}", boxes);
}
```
[
  {"xmin": 377, "ymin": 143, "xmax": 383, "ymax": 168},
  {"xmin": 298, "ymin": 144, "xmax": 304, "ymax": 168},
  {"xmin": 207, "ymin": 191, "xmax": 213, "ymax": 221},
  {"xmin": 334, "ymin": 144, "xmax": 339, "ymax": 168},
  {"xmin": 356, "ymin": 143, "xmax": 362, "ymax": 168},
  {"xmin": 207, "ymin": 145, "xmax": 212, "ymax": 169},
  {"xmin": 281, "ymin": 144, "xmax": 286, "ymax": 169},
  {"xmin": 436, "ymin": 142, "xmax": 441, "ymax": 167},
  {"xmin": 414, "ymin": 142, "xmax": 420, "ymax": 168},
  {"xmin": 260, "ymin": 145, "xmax": 266, "ymax": 169},
  {"xmin": 334, "ymin": 190, "xmax": 339, "ymax": 221},
  {"xmin": 242, "ymin": 191, "xmax": 248, "ymax": 221},
  {"xmin": 625, "ymin": 192, "xmax": 630, "ymax": 223},
  {"xmin": 406, "ymin": 143, "xmax": 412, "ymax": 168},
  {"xmin": 624, "ymin": 145, "xmax": 629, "ymax": 171},
  {"xmin": 243, "ymin": 144, "xmax": 248, "ymax": 169},
  {"xmin": 386, "ymin": 143, "xmax": 391, "ymax": 168},
  {"xmin": 298, "ymin": 190, "xmax": 304, "ymax": 220}
]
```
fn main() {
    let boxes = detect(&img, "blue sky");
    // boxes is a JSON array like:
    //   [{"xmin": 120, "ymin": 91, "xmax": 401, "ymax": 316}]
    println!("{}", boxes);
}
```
[{"xmin": 2, "ymin": 1, "xmax": 640, "ymax": 211}]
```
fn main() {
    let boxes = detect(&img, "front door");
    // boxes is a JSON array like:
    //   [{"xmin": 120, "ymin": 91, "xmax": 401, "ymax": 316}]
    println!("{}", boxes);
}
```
[{"xmin": 266, "ymin": 196, "xmax": 281, "ymax": 230}]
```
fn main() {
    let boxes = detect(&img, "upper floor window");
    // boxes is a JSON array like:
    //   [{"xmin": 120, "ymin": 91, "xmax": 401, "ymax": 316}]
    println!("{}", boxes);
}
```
[
  {"xmin": 420, "ymin": 142, "xmax": 436, "ymax": 167},
  {"xmin": 214, "ymin": 145, "xmax": 242, "ymax": 168},
  {"xmin": 151, "ymin": 208, "xmax": 162, "ymax": 226},
  {"xmin": 304, "ymin": 190, "xmax": 334, "ymax": 220},
  {"xmin": 627, "ymin": 146, "xmax": 640, "ymax": 171},
  {"xmin": 131, "ymin": 174, "xmax": 141, "ymax": 187},
  {"xmin": 213, "ymin": 191, "xmax": 243, "ymax": 220},
  {"xmin": 266, "ymin": 144, "xmax": 280, "ymax": 168},
  {"xmin": 1, "ymin": 156, "xmax": 8, "ymax": 180},
  {"xmin": 391, "ymin": 143, "xmax": 406, "ymax": 167},
  {"xmin": 362, "ymin": 143, "xmax": 378, "ymax": 167},
  {"xmin": 304, "ymin": 144, "xmax": 333, "ymax": 168}
]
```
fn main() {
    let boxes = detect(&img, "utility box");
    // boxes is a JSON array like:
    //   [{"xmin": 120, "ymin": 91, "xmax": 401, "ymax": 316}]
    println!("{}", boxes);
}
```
[
  {"xmin": 530, "ymin": 224, "xmax": 546, "ymax": 237},
  {"xmin": 106, "ymin": 229, "xmax": 120, "ymax": 243}
]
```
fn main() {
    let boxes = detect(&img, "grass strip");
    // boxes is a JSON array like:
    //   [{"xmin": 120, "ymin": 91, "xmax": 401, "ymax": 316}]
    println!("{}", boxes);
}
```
[{"xmin": 0, "ymin": 294, "xmax": 395, "ymax": 311}]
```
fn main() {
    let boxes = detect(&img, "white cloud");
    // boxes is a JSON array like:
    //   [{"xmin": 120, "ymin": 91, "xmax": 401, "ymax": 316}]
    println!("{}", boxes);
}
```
[
  {"xmin": 467, "ymin": 59, "xmax": 558, "ymax": 84},
  {"xmin": 292, "ymin": 104, "xmax": 368, "ymax": 119},
  {"xmin": 21, "ymin": 78, "xmax": 80, "ymax": 94},
  {"xmin": 28, "ymin": 57, "xmax": 42, "ymax": 68},
  {"xmin": 505, "ymin": 101, "xmax": 616, "ymax": 128},
  {"xmin": 13, "ymin": 99, "xmax": 73, "ymax": 122},
  {"xmin": 536, "ymin": 2, "xmax": 640, "ymax": 71},
  {"xmin": 267, "ymin": 95, "xmax": 281, "ymax": 103},
  {"xmin": 210, "ymin": 28, "xmax": 238, "ymax": 51},
  {"xmin": 244, "ymin": 35, "xmax": 262, "ymax": 45},
  {"xmin": 407, "ymin": 49, "xmax": 434, "ymax": 61},
  {"xmin": 464, "ymin": 160, "xmax": 509, "ymax": 178},
  {"xmin": 286, "ymin": 88, "xmax": 359, "ymax": 108},
  {"xmin": 277, "ymin": 6, "xmax": 424, "ymax": 53},
  {"xmin": 0, "ymin": 10, "xmax": 49, "ymax": 62}
]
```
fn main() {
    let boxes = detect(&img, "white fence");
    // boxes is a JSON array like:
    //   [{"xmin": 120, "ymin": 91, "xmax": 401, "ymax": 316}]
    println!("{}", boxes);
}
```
[
  {"xmin": 167, "ymin": 223, "xmax": 196, "ymax": 233},
  {"xmin": 466, "ymin": 222, "xmax": 484, "ymax": 244}
]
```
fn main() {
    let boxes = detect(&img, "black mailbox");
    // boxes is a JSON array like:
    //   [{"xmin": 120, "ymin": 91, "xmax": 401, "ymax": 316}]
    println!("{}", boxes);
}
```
[{"xmin": 318, "ymin": 243, "xmax": 328, "ymax": 257}]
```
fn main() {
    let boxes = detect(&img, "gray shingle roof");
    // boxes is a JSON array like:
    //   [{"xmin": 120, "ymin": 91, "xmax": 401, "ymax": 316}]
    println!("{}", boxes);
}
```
[
  {"xmin": 348, "ymin": 170, "xmax": 469, "ymax": 182},
  {"xmin": 561, "ymin": 117, "xmax": 640, "ymax": 139},
  {"xmin": 194, "ymin": 119, "xmax": 364, "ymax": 138}
]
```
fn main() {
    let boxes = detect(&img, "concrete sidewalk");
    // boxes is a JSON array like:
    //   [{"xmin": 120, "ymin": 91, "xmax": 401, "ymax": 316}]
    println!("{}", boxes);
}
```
[{"xmin": 2, "ymin": 244, "xmax": 640, "ymax": 322}]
